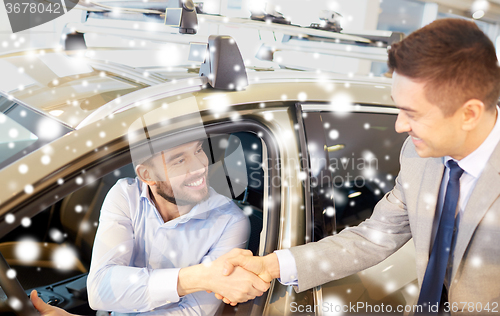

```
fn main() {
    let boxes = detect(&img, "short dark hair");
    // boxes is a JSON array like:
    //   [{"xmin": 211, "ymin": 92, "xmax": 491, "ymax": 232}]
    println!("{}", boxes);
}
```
[{"xmin": 388, "ymin": 18, "xmax": 500, "ymax": 116}]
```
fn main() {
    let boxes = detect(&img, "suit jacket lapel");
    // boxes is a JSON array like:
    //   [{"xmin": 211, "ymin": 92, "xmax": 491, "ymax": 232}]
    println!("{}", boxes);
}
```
[
  {"xmin": 451, "ymin": 142, "xmax": 500, "ymax": 282},
  {"xmin": 415, "ymin": 157, "xmax": 444, "ymax": 272}
]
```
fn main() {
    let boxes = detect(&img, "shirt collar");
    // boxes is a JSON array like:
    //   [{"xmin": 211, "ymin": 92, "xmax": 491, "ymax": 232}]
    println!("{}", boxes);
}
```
[
  {"xmin": 139, "ymin": 180, "xmax": 231, "ymax": 227},
  {"xmin": 444, "ymin": 106, "xmax": 500, "ymax": 178}
]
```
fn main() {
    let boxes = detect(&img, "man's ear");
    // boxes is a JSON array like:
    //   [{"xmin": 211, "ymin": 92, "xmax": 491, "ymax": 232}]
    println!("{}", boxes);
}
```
[
  {"xmin": 461, "ymin": 99, "xmax": 485, "ymax": 132},
  {"xmin": 136, "ymin": 164, "xmax": 156, "ymax": 186}
]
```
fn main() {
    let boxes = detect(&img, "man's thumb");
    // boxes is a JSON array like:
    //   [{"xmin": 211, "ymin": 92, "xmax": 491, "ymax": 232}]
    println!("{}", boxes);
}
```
[
  {"xmin": 222, "ymin": 261, "xmax": 234, "ymax": 276},
  {"xmin": 30, "ymin": 290, "xmax": 50, "ymax": 313}
]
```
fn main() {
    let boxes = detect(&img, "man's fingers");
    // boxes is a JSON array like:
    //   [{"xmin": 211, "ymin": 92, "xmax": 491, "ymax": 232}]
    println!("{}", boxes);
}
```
[
  {"xmin": 241, "ymin": 249, "xmax": 253, "ymax": 256},
  {"xmin": 222, "ymin": 297, "xmax": 231, "ymax": 304},
  {"xmin": 251, "ymin": 275, "xmax": 270, "ymax": 293},
  {"xmin": 223, "ymin": 254, "xmax": 252, "ymax": 276},
  {"xmin": 30, "ymin": 290, "xmax": 51, "ymax": 313},
  {"xmin": 214, "ymin": 293, "xmax": 224, "ymax": 300}
]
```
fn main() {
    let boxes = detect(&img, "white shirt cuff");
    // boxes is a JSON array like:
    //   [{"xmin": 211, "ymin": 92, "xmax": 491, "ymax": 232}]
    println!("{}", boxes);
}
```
[
  {"xmin": 149, "ymin": 268, "xmax": 181, "ymax": 305},
  {"xmin": 274, "ymin": 249, "xmax": 299, "ymax": 286}
]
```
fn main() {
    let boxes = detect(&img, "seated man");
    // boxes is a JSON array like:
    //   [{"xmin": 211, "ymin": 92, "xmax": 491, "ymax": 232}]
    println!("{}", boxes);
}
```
[{"xmin": 82, "ymin": 139, "xmax": 268, "ymax": 315}]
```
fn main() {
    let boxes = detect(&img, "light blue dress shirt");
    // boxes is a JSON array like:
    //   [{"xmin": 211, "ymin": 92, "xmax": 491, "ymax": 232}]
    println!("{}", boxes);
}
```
[
  {"xmin": 276, "ymin": 107, "xmax": 500, "ymax": 288},
  {"xmin": 87, "ymin": 177, "xmax": 250, "ymax": 315}
]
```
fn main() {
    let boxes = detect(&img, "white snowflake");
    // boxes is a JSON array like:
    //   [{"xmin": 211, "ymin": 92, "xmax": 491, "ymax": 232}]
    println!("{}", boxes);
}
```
[
  {"xmin": 21, "ymin": 217, "xmax": 31, "ymax": 227},
  {"xmin": 37, "ymin": 118, "xmax": 63, "ymax": 140},
  {"xmin": 328, "ymin": 129, "xmax": 339, "ymax": 140},
  {"xmin": 130, "ymin": 274, "xmax": 139, "ymax": 283},
  {"xmin": 53, "ymin": 247, "xmax": 77, "ymax": 270},
  {"xmin": 6, "ymin": 269, "xmax": 16, "ymax": 279},
  {"xmin": 41, "ymin": 155, "xmax": 51, "ymax": 165},
  {"xmin": 471, "ymin": 256, "xmax": 482, "ymax": 267},
  {"xmin": 385, "ymin": 281, "xmax": 396, "ymax": 292},
  {"xmin": 405, "ymin": 283, "xmax": 418, "ymax": 296},
  {"xmin": 362, "ymin": 167, "xmax": 376, "ymax": 179},
  {"xmin": 5, "ymin": 214, "xmax": 15, "ymax": 224},
  {"xmin": 24, "ymin": 185, "xmax": 34, "ymax": 194},
  {"xmin": 325, "ymin": 207, "xmax": 335, "ymax": 217},
  {"xmin": 15, "ymin": 239, "xmax": 40, "ymax": 262},
  {"xmin": 9, "ymin": 128, "xmax": 19, "ymax": 138},
  {"xmin": 80, "ymin": 221, "xmax": 90, "ymax": 232},
  {"xmin": 49, "ymin": 228, "xmax": 64, "ymax": 243},
  {"xmin": 9, "ymin": 298, "xmax": 22, "ymax": 311},
  {"xmin": 243, "ymin": 206, "xmax": 253, "ymax": 216}
]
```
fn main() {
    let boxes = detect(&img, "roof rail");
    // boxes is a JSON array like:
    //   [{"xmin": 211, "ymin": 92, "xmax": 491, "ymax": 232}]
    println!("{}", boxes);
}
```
[
  {"xmin": 256, "ymin": 41, "xmax": 388, "ymax": 63},
  {"xmin": 342, "ymin": 30, "xmax": 405, "ymax": 46}
]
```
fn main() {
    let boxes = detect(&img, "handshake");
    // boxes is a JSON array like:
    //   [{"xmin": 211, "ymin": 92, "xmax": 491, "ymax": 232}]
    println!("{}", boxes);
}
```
[
  {"xmin": 198, "ymin": 249, "xmax": 282, "ymax": 306},
  {"xmin": 30, "ymin": 249, "xmax": 282, "ymax": 316}
]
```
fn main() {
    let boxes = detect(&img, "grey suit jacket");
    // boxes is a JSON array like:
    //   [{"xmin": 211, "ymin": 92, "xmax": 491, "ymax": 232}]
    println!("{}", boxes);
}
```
[{"xmin": 289, "ymin": 137, "xmax": 500, "ymax": 311}]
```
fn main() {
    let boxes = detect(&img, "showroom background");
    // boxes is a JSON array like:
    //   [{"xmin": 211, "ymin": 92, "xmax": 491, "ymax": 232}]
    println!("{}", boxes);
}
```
[{"xmin": 0, "ymin": 0, "xmax": 499, "ymax": 61}]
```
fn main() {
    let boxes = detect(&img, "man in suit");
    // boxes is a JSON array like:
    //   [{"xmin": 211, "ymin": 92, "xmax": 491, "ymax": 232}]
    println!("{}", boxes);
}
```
[{"xmin": 219, "ymin": 18, "xmax": 500, "ymax": 314}]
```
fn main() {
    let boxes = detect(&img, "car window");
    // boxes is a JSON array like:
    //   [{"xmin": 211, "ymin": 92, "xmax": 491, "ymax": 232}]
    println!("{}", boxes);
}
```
[
  {"xmin": 302, "ymin": 109, "xmax": 407, "ymax": 240},
  {"xmin": 0, "ymin": 96, "xmax": 72, "ymax": 170}
]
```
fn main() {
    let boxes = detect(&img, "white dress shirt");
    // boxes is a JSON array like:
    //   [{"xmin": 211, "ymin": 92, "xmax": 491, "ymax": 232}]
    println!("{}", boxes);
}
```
[
  {"xmin": 276, "ymin": 107, "xmax": 500, "ymax": 287},
  {"xmin": 87, "ymin": 178, "xmax": 250, "ymax": 315}
]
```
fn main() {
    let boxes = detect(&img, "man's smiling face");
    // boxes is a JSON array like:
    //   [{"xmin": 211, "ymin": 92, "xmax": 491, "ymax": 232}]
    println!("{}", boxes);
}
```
[
  {"xmin": 391, "ymin": 72, "xmax": 466, "ymax": 159},
  {"xmin": 150, "ymin": 140, "xmax": 210, "ymax": 206}
]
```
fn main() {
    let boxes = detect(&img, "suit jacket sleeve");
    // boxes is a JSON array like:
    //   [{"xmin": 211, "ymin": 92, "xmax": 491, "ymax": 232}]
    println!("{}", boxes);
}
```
[{"xmin": 288, "ymin": 137, "xmax": 414, "ymax": 292}]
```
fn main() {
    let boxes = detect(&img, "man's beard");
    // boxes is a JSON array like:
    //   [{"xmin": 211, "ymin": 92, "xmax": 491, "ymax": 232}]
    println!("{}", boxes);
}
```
[{"xmin": 156, "ymin": 175, "xmax": 209, "ymax": 206}]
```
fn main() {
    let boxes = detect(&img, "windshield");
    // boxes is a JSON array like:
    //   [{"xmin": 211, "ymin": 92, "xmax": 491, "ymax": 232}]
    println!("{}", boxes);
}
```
[{"xmin": 0, "ymin": 96, "xmax": 72, "ymax": 170}]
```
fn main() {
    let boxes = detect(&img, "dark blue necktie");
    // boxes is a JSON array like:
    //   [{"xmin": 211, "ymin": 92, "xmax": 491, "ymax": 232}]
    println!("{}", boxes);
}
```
[{"xmin": 417, "ymin": 160, "xmax": 464, "ymax": 313}]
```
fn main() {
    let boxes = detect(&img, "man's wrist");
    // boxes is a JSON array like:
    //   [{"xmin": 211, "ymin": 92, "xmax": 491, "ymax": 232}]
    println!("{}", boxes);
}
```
[
  {"xmin": 263, "ymin": 253, "xmax": 281, "ymax": 279},
  {"xmin": 177, "ymin": 264, "xmax": 207, "ymax": 296}
]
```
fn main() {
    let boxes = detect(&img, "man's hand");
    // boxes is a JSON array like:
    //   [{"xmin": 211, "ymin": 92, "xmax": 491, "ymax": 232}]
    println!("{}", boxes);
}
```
[
  {"xmin": 30, "ymin": 290, "xmax": 75, "ymax": 316},
  {"xmin": 222, "ymin": 250, "xmax": 279, "ymax": 283},
  {"xmin": 177, "ymin": 249, "xmax": 270, "ymax": 305},
  {"xmin": 210, "ymin": 249, "xmax": 281, "ymax": 305}
]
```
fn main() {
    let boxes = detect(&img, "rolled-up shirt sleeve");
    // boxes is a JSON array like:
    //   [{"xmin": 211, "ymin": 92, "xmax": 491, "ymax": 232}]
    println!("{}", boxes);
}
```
[{"xmin": 87, "ymin": 183, "xmax": 181, "ymax": 312}]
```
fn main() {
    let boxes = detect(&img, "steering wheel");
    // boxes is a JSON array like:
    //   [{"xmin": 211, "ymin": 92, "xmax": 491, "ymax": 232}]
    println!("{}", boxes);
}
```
[{"xmin": 0, "ymin": 251, "xmax": 38, "ymax": 316}]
